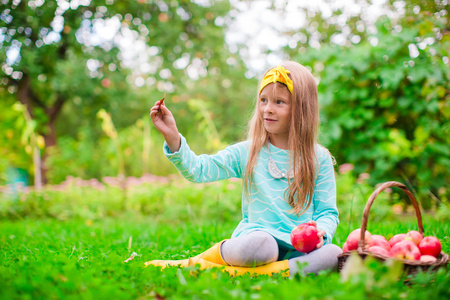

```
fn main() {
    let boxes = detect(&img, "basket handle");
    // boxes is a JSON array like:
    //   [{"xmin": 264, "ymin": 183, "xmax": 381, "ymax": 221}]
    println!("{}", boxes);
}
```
[{"xmin": 357, "ymin": 181, "xmax": 424, "ymax": 251}]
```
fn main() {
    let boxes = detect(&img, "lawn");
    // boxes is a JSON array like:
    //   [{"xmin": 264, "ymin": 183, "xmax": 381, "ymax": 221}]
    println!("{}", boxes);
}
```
[{"xmin": 1, "ymin": 178, "xmax": 449, "ymax": 299}]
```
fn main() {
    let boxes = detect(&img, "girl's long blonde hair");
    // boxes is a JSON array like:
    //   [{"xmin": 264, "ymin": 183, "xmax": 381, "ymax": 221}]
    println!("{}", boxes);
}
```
[{"xmin": 243, "ymin": 61, "xmax": 319, "ymax": 216}]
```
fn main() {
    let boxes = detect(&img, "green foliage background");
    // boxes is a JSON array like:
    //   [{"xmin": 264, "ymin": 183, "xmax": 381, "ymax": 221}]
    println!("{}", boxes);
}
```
[
  {"xmin": 290, "ymin": 14, "xmax": 449, "ymax": 207},
  {"xmin": 0, "ymin": 0, "xmax": 448, "ymax": 207}
]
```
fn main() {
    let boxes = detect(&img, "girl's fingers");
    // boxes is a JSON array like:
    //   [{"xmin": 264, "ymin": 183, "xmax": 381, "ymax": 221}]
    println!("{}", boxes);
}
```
[
  {"xmin": 308, "ymin": 220, "xmax": 317, "ymax": 227},
  {"xmin": 158, "ymin": 103, "xmax": 173, "ymax": 116},
  {"xmin": 316, "ymin": 239, "xmax": 324, "ymax": 249},
  {"xmin": 315, "ymin": 229, "xmax": 325, "ymax": 248},
  {"xmin": 150, "ymin": 101, "xmax": 165, "ymax": 116},
  {"xmin": 150, "ymin": 107, "xmax": 160, "ymax": 117}
]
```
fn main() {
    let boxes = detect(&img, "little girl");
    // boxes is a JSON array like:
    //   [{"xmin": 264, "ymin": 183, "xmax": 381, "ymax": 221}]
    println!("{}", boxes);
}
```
[{"xmin": 146, "ymin": 61, "xmax": 341, "ymax": 277}]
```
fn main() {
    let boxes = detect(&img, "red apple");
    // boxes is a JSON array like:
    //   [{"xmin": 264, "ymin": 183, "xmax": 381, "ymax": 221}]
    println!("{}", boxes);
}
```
[
  {"xmin": 342, "ymin": 242, "xmax": 349, "ymax": 252},
  {"xmin": 389, "ymin": 240, "xmax": 421, "ymax": 260},
  {"xmin": 372, "ymin": 235, "xmax": 387, "ymax": 241},
  {"xmin": 420, "ymin": 255, "xmax": 437, "ymax": 263},
  {"xmin": 367, "ymin": 245, "xmax": 390, "ymax": 256},
  {"xmin": 405, "ymin": 230, "xmax": 423, "ymax": 245},
  {"xmin": 389, "ymin": 233, "xmax": 407, "ymax": 247},
  {"xmin": 291, "ymin": 223, "xmax": 320, "ymax": 253},
  {"xmin": 418, "ymin": 236, "xmax": 442, "ymax": 258},
  {"xmin": 372, "ymin": 236, "xmax": 391, "ymax": 252},
  {"xmin": 346, "ymin": 228, "xmax": 374, "ymax": 251}
]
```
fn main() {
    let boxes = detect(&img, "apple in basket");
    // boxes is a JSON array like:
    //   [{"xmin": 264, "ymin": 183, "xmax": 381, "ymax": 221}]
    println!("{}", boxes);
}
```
[
  {"xmin": 342, "ymin": 242, "xmax": 349, "ymax": 252},
  {"xmin": 405, "ymin": 230, "xmax": 423, "ymax": 245},
  {"xmin": 345, "ymin": 228, "xmax": 374, "ymax": 251},
  {"xmin": 367, "ymin": 245, "xmax": 390, "ymax": 256},
  {"xmin": 420, "ymin": 255, "xmax": 437, "ymax": 263},
  {"xmin": 418, "ymin": 236, "xmax": 442, "ymax": 258},
  {"xmin": 372, "ymin": 235, "xmax": 387, "ymax": 241},
  {"xmin": 389, "ymin": 240, "xmax": 421, "ymax": 260},
  {"xmin": 389, "ymin": 233, "xmax": 407, "ymax": 247},
  {"xmin": 372, "ymin": 235, "xmax": 391, "ymax": 252},
  {"xmin": 291, "ymin": 222, "xmax": 320, "ymax": 253}
]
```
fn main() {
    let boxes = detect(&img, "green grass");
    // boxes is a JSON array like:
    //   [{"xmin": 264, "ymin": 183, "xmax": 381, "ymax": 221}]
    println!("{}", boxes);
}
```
[
  {"xmin": 1, "ymin": 215, "xmax": 449, "ymax": 299},
  {"xmin": 1, "ymin": 177, "xmax": 449, "ymax": 299}
]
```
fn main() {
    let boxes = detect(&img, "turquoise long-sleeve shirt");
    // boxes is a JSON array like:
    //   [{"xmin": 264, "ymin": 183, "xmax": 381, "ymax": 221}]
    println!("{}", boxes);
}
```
[{"xmin": 164, "ymin": 134, "xmax": 339, "ymax": 251}]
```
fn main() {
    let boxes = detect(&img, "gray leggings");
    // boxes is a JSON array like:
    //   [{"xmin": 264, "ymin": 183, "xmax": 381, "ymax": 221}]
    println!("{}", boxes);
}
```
[{"xmin": 221, "ymin": 231, "xmax": 342, "ymax": 276}]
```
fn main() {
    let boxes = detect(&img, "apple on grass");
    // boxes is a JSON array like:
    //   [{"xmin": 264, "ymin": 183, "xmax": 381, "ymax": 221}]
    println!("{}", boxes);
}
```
[
  {"xmin": 291, "ymin": 222, "xmax": 320, "ymax": 253},
  {"xmin": 345, "ymin": 228, "xmax": 374, "ymax": 251},
  {"xmin": 389, "ymin": 240, "xmax": 421, "ymax": 260},
  {"xmin": 418, "ymin": 236, "xmax": 442, "ymax": 258}
]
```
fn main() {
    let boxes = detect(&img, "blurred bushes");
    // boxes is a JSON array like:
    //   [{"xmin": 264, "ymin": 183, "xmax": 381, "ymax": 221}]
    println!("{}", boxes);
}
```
[
  {"xmin": 0, "ymin": 177, "xmax": 242, "ymax": 225},
  {"xmin": 45, "ymin": 122, "xmax": 177, "ymax": 183},
  {"xmin": 293, "ymin": 14, "xmax": 449, "ymax": 207},
  {"xmin": 2, "ymin": 170, "xmax": 446, "ymax": 227}
]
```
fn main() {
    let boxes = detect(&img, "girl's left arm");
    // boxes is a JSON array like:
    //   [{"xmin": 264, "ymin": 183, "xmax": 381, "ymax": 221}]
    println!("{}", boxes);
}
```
[{"xmin": 312, "ymin": 149, "xmax": 339, "ymax": 245}]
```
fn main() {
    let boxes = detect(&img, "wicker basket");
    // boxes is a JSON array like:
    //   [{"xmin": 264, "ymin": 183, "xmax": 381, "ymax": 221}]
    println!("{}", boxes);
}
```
[{"xmin": 337, "ymin": 181, "xmax": 449, "ymax": 275}]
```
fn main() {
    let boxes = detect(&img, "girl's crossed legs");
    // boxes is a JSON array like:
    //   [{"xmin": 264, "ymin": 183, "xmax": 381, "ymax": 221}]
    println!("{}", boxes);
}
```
[{"xmin": 220, "ymin": 231, "xmax": 342, "ymax": 276}]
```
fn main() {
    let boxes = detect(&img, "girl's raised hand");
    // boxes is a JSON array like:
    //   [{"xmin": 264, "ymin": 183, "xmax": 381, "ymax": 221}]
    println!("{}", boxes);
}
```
[{"xmin": 150, "ymin": 98, "xmax": 181, "ymax": 153}]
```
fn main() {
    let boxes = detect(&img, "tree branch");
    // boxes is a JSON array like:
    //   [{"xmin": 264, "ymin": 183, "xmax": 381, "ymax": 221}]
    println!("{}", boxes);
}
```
[
  {"xmin": 47, "ymin": 95, "xmax": 65, "ymax": 124},
  {"xmin": 16, "ymin": 73, "xmax": 46, "ymax": 117}
]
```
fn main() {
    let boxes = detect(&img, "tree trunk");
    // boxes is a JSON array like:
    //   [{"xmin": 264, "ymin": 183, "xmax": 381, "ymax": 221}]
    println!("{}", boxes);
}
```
[
  {"xmin": 17, "ymin": 73, "xmax": 66, "ymax": 186},
  {"xmin": 41, "ymin": 96, "xmax": 65, "ymax": 185},
  {"xmin": 41, "ymin": 122, "xmax": 57, "ymax": 185},
  {"xmin": 33, "ymin": 145, "xmax": 42, "ymax": 189}
]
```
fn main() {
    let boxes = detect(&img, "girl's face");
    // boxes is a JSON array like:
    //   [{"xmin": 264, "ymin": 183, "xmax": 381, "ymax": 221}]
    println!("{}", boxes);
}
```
[{"xmin": 258, "ymin": 83, "xmax": 292, "ymax": 147}]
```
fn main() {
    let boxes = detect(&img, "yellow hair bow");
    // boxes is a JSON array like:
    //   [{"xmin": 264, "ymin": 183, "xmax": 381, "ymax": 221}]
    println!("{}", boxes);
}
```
[{"xmin": 259, "ymin": 65, "xmax": 294, "ymax": 95}]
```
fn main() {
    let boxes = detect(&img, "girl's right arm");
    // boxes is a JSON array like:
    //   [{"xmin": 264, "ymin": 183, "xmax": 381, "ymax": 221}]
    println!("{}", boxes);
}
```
[
  {"xmin": 150, "ymin": 99, "xmax": 180, "ymax": 153},
  {"xmin": 164, "ymin": 135, "xmax": 247, "ymax": 183},
  {"xmin": 150, "ymin": 99, "xmax": 247, "ymax": 183}
]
